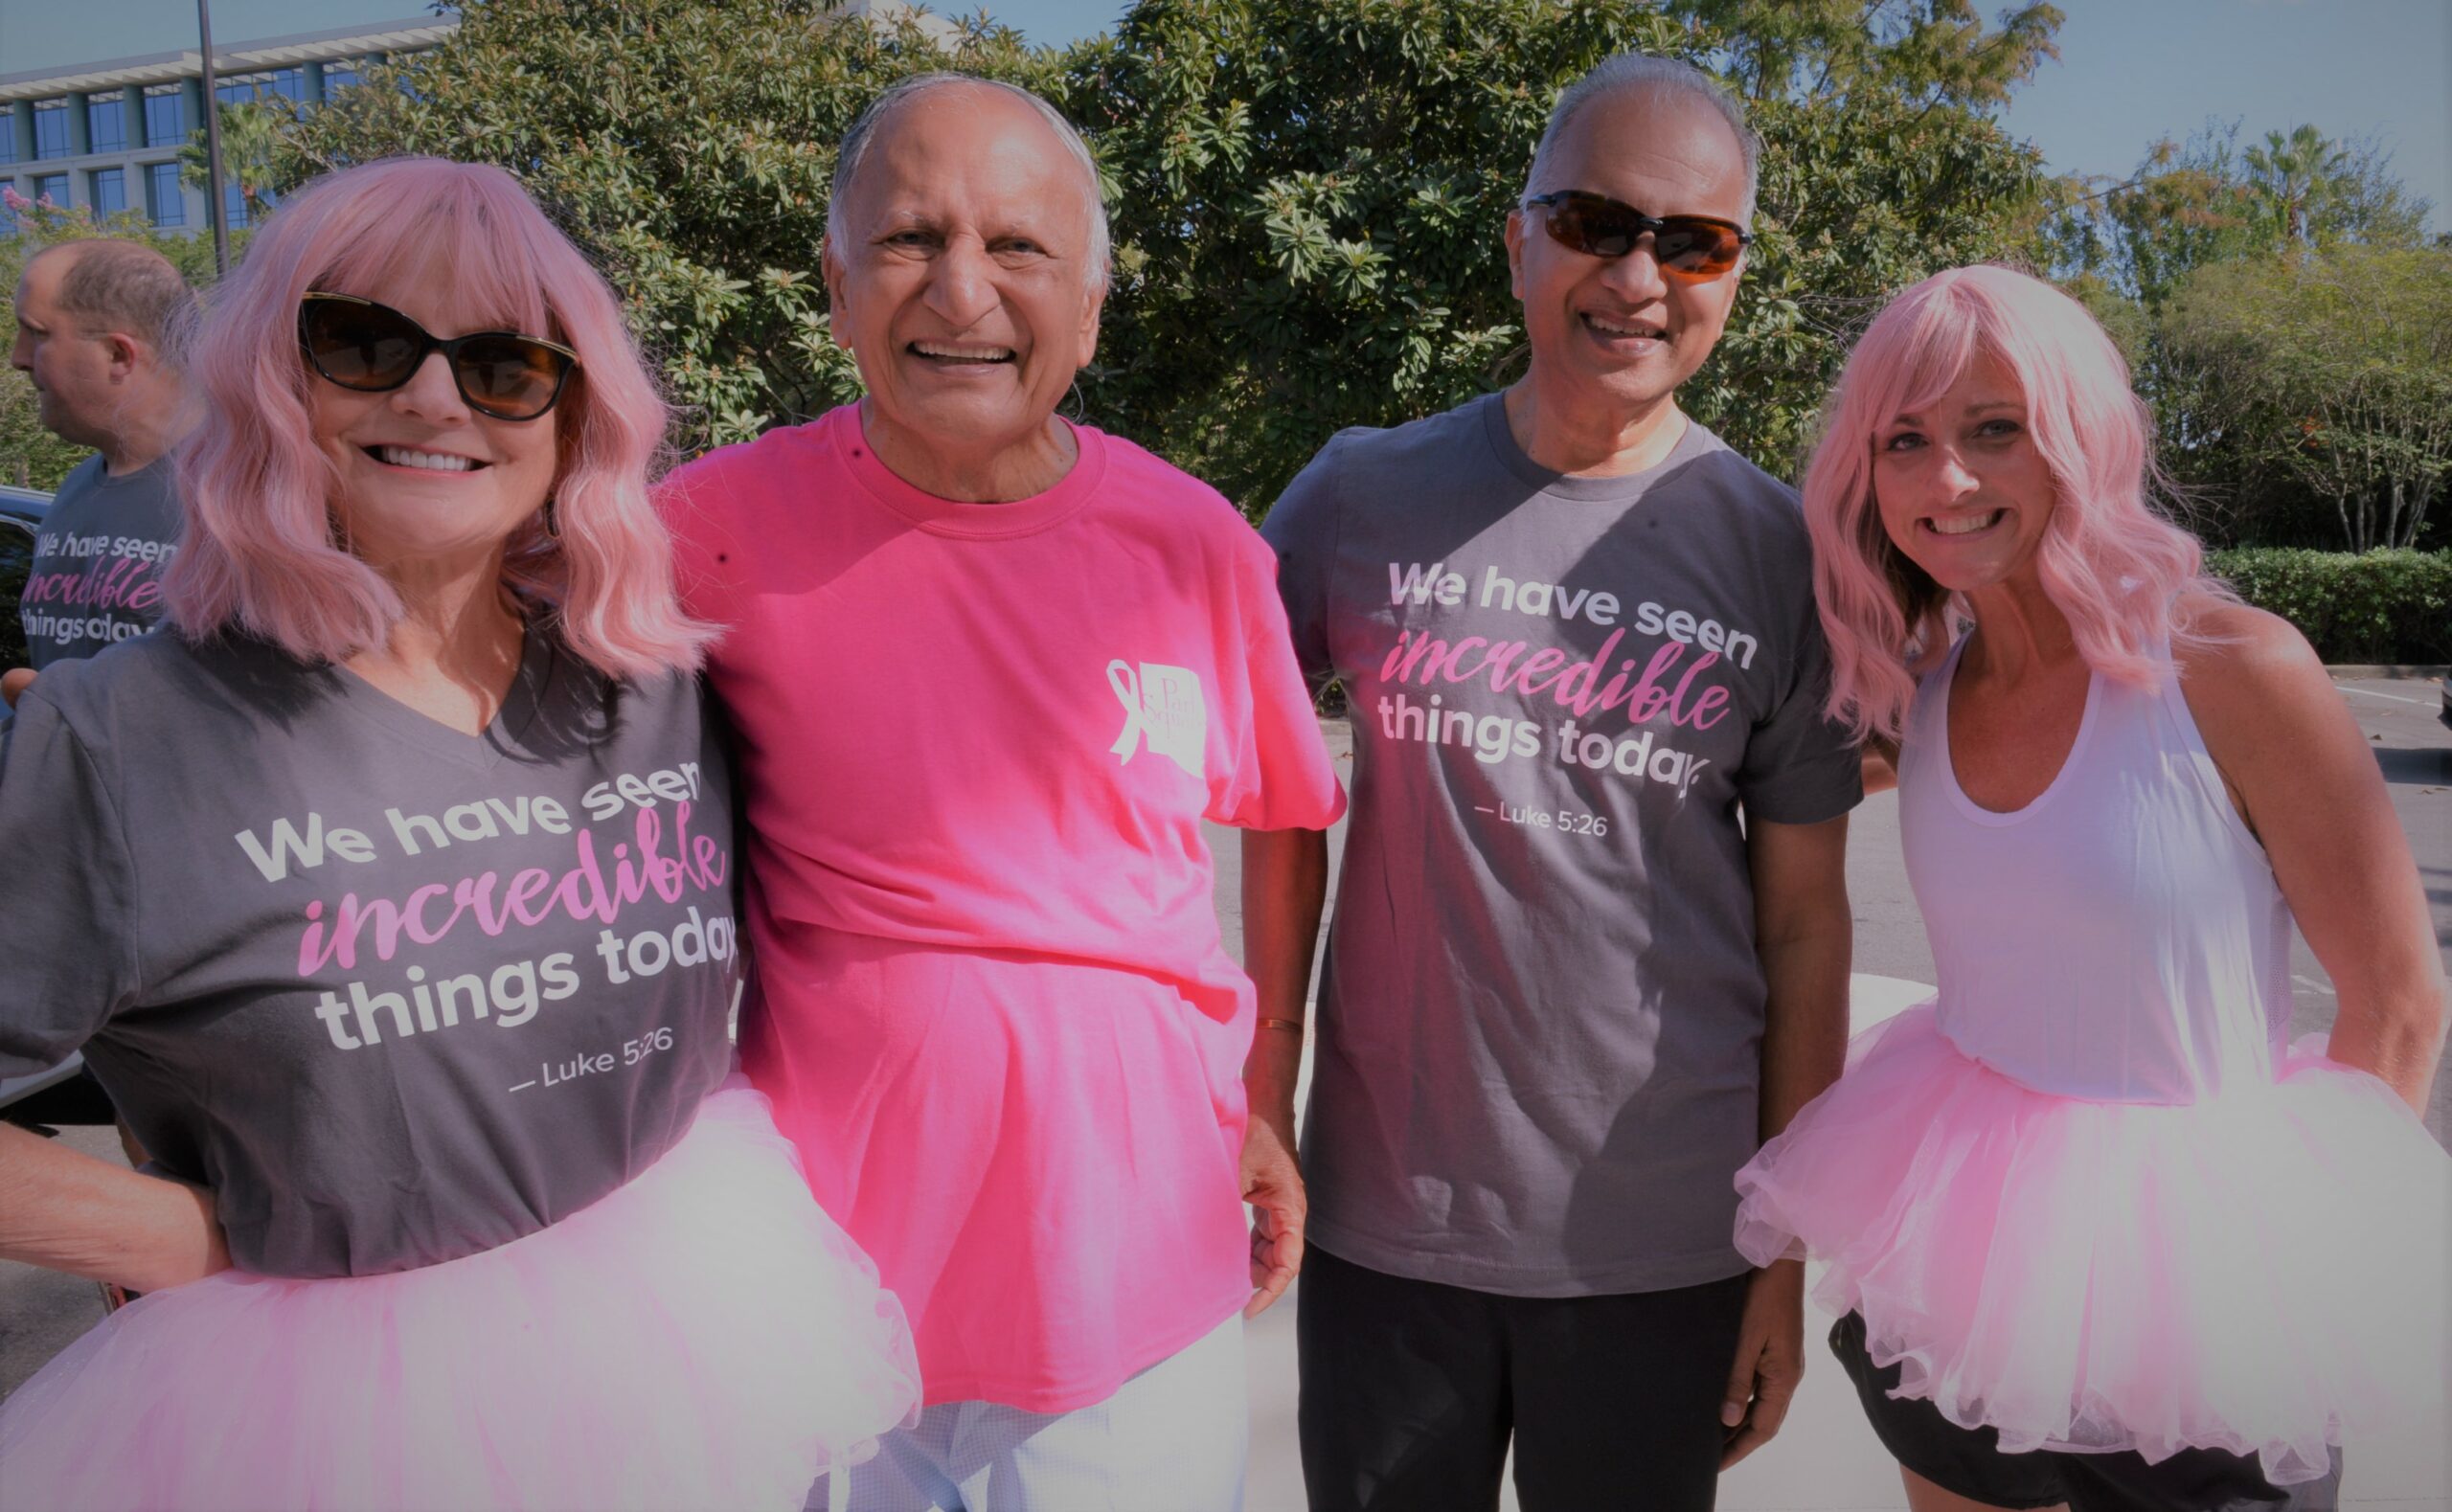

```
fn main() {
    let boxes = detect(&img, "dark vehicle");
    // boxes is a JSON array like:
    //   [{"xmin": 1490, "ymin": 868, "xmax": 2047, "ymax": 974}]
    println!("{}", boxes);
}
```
[{"xmin": 2, "ymin": 483, "xmax": 50, "ymax": 671}]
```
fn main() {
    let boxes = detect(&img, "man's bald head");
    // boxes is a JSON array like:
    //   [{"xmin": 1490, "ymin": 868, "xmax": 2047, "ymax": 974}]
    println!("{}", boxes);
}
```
[
  {"xmin": 827, "ymin": 73, "xmax": 1111, "ymax": 292},
  {"xmin": 15, "ymin": 238, "xmax": 193, "ymax": 460},
  {"xmin": 29, "ymin": 238, "xmax": 193, "ymax": 352},
  {"xmin": 1524, "ymin": 54, "xmax": 1760, "ymax": 228}
]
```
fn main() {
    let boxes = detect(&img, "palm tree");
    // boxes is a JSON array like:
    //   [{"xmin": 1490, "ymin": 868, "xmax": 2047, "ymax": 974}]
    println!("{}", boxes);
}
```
[
  {"xmin": 179, "ymin": 99, "xmax": 295, "ymax": 229},
  {"xmin": 2242, "ymin": 124, "xmax": 2348, "ymax": 247}
]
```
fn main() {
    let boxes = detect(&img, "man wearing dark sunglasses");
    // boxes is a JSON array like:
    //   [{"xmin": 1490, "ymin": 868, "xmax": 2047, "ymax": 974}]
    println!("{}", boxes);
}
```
[{"xmin": 1252, "ymin": 53, "xmax": 1861, "ymax": 1511}]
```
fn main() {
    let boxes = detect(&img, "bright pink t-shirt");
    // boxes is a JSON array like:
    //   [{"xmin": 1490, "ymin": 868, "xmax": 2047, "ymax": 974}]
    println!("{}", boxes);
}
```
[{"xmin": 660, "ymin": 404, "xmax": 1345, "ymax": 1411}]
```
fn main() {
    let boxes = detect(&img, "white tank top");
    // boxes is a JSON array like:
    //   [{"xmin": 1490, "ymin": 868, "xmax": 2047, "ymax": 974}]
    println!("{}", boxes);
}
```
[{"xmin": 1897, "ymin": 636, "xmax": 2297, "ymax": 1103}]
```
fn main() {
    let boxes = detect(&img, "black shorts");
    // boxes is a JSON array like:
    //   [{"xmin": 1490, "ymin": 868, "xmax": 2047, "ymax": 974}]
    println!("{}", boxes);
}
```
[
  {"xmin": 1829, "ymin": 1311, "xmax": 2343, "ymax": 1512},
  {"xmin": 1296, "ymin": 1244, "xmax": 1750, "ymax": 1512}
]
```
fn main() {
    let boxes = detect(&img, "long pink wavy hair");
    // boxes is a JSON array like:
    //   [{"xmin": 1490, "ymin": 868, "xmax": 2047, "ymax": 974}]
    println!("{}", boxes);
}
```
[
  {"xmin": 1802, "ymin": 264, "xmax": 2217, "ymax": 743},
  {"xmin": 165, "ymin": 157, "xmax": 711, "ymax": 678}
]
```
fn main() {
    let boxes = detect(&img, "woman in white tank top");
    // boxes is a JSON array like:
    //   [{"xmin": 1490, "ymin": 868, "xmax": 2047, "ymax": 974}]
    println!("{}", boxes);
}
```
[{"xmin": 1733, "ymin": 265, "xmax": 2447, "ymax": 1512}]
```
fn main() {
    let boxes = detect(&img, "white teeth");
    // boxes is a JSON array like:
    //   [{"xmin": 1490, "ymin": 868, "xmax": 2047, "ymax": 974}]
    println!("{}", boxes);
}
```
[
  {"xmin": 913, "ymin": 341, "xmax": 1014, "ymax": 361},
  {"xmin": 378, "ymin": 446, "xmax": 477, "ymax": 472},
  {"xmin": 1928, "ymin": 510, "xmax": 2004, "ymax": 536},
  {"xmin": 1584, "ymin": 314, "xmax": 1661, "ymax": 339}
]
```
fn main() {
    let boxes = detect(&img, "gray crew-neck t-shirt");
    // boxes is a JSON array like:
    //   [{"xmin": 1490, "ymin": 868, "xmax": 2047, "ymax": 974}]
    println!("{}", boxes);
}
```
[
  {"xmin": 1261, "ymin": 395, "xmax": 1860, "ymax": 1297},
  {"xmin": 19, "ymin": 452, "xmax": 183, "ymax": 668},
  {"xmin": 0, "ymin": 625, "xmax": 739, "ymax": 1277}
]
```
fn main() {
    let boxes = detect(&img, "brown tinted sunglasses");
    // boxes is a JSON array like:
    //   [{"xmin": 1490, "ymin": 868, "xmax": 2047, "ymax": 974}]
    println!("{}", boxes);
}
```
[
  {"xmin": 1524, "ymin": 192, "xmax": 1751, "ymax": 282},
  {"xmin": 299, "ymin": 291, "xmax": 579, "ymax": 421}
]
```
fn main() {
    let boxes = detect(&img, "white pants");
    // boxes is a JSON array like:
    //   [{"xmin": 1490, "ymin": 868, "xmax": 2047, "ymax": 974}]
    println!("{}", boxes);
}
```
[{"xmin": 814, "ymin": 1312, "xmax": 1248, "ymax": 1512}]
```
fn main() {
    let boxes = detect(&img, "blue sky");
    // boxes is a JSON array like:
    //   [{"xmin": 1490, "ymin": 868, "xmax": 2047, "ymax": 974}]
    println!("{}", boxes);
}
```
[{"xmin": 11, "ymin": 0, "xmax": 2442, "ymax": 232}]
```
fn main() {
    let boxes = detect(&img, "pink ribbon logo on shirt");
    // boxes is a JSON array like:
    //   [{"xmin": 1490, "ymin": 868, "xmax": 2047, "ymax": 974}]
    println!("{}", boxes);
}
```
[{"xmin": 1107, "ymin": 660, "xmax": 1208, "ymax": 779}]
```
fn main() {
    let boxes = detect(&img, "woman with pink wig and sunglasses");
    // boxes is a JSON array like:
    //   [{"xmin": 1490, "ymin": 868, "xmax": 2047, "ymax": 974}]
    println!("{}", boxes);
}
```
[
  {"xmin": 1733, "ymin": 265, "xmax": 2447, "ymax": 1511},
  {"xmin": 0, "ymin": 157, "xmax": 918, "ymax": 1510}
]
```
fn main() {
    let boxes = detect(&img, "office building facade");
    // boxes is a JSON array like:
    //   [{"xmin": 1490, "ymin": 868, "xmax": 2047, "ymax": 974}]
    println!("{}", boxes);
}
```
[{"xmin": 1, "ymin": 16, "xmax": 456, "ymax": 236}]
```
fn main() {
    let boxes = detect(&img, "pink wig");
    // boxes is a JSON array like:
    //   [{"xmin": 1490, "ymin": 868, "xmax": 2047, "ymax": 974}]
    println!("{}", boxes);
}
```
[
  {"xmin": 1802, "ymin": 264, "xmax": 2218, "ymax": 743},
  {"xmin": 165, "ymin": 157, "xmax": 711, "ymax": 678}
]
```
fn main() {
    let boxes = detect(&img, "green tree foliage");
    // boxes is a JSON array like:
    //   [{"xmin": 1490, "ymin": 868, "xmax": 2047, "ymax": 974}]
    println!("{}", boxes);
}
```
[
  {"xmin": 180, "ymin": 99, "xmax": 300, "ymax": 228},
  {"xmin": 1058, "ymin": 0, "xmax": 1691, "ymax": 505},
  {"xmin": 2162, "ymin": 246, "xmax": 2452, "ymax": 553},
  {"xmin": 0, "ymin": 197, "xmax": 219, "ymax": 492},
  {"xmin": 1070, "ymin": 0, "xmax": 2052, "ymax": 506},
  {"xmin": 2042, "ymin": 121, "xmax": 2438, "ymax": 551},
  {"xmin": 2059, "ymin": 121, "xmax": 2430, "ymax": 311},
  {"xmin": 276, "ymin": 0, "xmax": 2052, "ymax": 506},
  {"xmin": 1675, "ymin": 0, "xmax": 2060, "ymax": 109},
  {"xmin": 284, "ymin": 0, "xmax": 1052, "ymax": 450}
]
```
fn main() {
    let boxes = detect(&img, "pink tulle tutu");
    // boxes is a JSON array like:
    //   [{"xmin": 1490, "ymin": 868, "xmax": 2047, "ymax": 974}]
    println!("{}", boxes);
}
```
[
  {"xmin": 1735, "ymin": 1002, "xmax": 2451, "ymax": 1486},
  {"xmin": 0, "ymin": 1082, "xmax": 920, "ymax": 1512}
]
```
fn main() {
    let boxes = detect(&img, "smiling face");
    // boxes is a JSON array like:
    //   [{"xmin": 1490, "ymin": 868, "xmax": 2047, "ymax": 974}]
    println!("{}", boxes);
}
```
[
  {"xmin": 1506, "ymin": 85, "xmax": 1750, "ymax": 425},
  {"xmin": 1871, "ymin": 352, "xmax": 2058, "ymax": 595},
  {"xmin": 823, "ymin": 83, "xmax": 1103, "ymax": 480},
  {"xmin": 305, "ymin": 260, "xmax": 561, "ymax": 575}
]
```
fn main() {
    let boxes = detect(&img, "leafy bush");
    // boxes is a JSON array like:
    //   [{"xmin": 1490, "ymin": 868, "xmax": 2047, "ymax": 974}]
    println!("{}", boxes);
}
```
[{"xmin": 2207, "ymin": 548, "xmax": 2452, "ymax": 665}]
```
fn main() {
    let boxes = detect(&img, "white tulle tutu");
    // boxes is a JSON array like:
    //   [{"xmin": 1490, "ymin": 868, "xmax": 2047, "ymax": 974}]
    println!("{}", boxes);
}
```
[
  {"xmin": 1735, "ymin": 1002, "xmax": 2451, "ymax": 1486},
  {"xmin": 0, "ymin": 1081, "xmax": 920, "ymax": 1511}
]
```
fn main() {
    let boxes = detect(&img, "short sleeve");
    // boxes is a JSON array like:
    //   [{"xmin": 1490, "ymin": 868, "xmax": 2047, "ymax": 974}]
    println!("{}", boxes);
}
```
[
  {"xmin": 1735, "ymin": 601, "xmax": 1864, "ymax": 825},
  {"xmin": 1257, "ymin": 438, "xmax": 1345, "ymax": 693},
  {"xmin": 652, "ymin": 456, "xmax": 750, "ymax": 629},
  {"xmin": 1209, "ymin": 536, "xmax": 1348, "ymax": 833},
  {"xmin": 0, "ymin": 692, "xmax": 143, "ymax": 1075}
]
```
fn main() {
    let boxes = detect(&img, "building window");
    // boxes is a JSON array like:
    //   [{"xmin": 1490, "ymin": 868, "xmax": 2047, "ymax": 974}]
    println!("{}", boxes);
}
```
[
  {"xmin": 33, "ymin": 171, "xmax": 71, "ymax": 207},
  {"xmin": 33, "ymin": 100, "xmax": 71, "ymax": 160},
  {"xmin": 322, "ymin": 60, "xmax": 362, "ymax": 93},
  {"xmin": 216, "ymin": 72, "xmax": 266, "ymax": 106},
  {"xmin": 0, "ymin": 117, "xmax": 15, "ymax": 166},
  {"xmin": 144, "ymin": 85, "xmax": 186, "ymax": 147},
  {"xmin": 215, "ymin": 70, "xmax": 302, "ymax": 108},
  {"xmin": 148, "ymin": 162, "xmax": 186, "ymax": 226},
  {"xmin": 89, "ymin": 167, "xmax": 126, "ymax": 215},
  {"xmin": 88, "ymin": 96, "xmax": 128, "ymax": 153}
]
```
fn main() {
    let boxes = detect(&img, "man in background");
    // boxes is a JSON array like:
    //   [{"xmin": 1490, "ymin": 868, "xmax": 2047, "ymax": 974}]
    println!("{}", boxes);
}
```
[
  {"xmin": 10, "ymin": 237, "xmax": 192, "ymax": 690},
  {"xmin": 4, "ymin": 239, "xmax": 191, "ymax": 1141}
]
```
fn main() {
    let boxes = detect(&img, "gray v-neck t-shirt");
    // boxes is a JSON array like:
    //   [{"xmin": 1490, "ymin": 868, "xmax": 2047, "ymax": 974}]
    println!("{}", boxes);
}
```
[
  {"xmin": 1262, "ymin": 396, "xmax": 1861, "ymax": 1296},
  {"xmin": 0, "ymin": 624, "xmax": 739, "ymax": 1276}
]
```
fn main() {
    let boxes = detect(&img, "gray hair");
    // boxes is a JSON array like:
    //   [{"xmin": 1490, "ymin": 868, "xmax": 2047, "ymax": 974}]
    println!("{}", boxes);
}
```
[
  {"xmin": 1524, "ymin": 54, "xmax": 1760, "ymax": 228},
  {"xmin": 37, "ymin": 238, "xmax": 193, "ymax": 351},
  {"xmin": 827, "ymin": 73, "xmax": 1112, "ymax": 292}
]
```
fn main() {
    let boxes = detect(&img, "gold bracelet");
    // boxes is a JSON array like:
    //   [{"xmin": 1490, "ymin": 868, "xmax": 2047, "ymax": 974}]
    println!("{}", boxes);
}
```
[{"xmin": 1257, "ymin": 1017, "xmax": 1305, "ymax": 1034}]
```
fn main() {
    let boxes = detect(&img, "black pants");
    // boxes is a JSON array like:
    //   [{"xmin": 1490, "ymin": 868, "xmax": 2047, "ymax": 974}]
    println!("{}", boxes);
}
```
[
  {"xmin": 1297, "ymin": 1244, "xmax": 1751, "ymax": 1512},
  {"xmin": 1830, "ymin": 1312, "xmax": 2343, "ymax": 1512}
]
